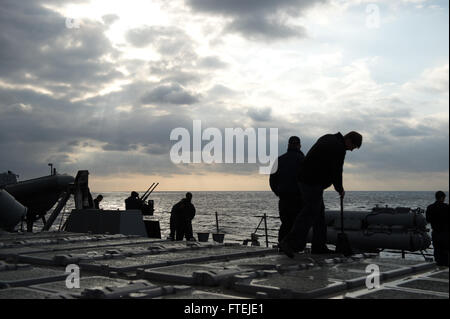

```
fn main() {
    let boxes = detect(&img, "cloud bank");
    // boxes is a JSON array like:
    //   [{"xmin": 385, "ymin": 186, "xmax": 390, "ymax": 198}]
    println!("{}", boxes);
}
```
[{"xmin": 0, "ymin": 0, "xmax": 448, "ymax": 191}]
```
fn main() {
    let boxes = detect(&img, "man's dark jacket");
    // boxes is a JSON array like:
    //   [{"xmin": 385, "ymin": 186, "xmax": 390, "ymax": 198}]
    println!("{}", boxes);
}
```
[
  {"xmin": 172, "ymin": 198, "xmax": 196, "ymax": 221},
  {"xmin": 270, "ymin": 149, "xmax": 305, "ymax": 196},
  {"xmin": 299, "ymin": 132, "xmax": 346, "ymax": 193},
  {"xmin": 125, "ymin": 196, "xmax": 142, "ymax": 210},
  {"xmin": 426, "ymin": 202, "xmax": 449, "ymax": 233}
]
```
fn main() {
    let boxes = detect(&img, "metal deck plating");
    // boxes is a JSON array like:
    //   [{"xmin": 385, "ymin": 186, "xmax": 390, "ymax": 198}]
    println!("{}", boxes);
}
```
[{"xmin": 0, "ymin": 231, "xmax": 447, "ymax": 299}]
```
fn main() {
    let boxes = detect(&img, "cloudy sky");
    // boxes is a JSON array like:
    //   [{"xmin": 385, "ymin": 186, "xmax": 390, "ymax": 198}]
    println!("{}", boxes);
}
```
[{"xmin": 0, "ymin": 0, "xmax": 448, "ymax": 191}]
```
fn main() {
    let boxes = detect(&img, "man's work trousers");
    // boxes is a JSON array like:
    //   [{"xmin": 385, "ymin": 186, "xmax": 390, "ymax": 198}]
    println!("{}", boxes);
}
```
[
  {"xmin": 278, "ymin": 193, "xmax": 302, "ymax": 243},
  {"xmin": 175, "ymin": 218, "xmax": 194, "ymax": 241},
  {"xmin": 432, "ymin": 231, "xmax": 449, "ymax": 266},
  {"xmin": 283, "ymin": 183, "xmax": 327, "ymax": 252}
]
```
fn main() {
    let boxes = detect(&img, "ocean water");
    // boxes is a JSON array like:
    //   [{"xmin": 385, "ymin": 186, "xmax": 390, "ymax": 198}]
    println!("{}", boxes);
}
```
[{"xmin": 45, "ymin": 191, "xmax": 440, "ymax": 250}]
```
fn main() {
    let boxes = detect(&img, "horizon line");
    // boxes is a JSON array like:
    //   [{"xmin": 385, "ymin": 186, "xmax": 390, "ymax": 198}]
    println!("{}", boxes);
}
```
[{"xmin": 91, "ymin": 189, "xmax": 449, "ymax": 193}]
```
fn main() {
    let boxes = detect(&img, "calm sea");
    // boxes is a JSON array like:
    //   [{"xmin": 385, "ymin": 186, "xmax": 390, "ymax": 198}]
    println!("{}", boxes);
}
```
[{"xmin": 45, "ymin": 191, "xmax": 443, "ymax": 248}]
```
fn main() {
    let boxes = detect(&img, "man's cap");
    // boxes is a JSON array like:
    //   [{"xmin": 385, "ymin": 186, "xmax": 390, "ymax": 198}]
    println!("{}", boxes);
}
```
[
  {"xmin": 288, "ymin": 136, "xmax": 300, "ymax": 144},
  {"xmin": 435, "ymin": 191, "xmax": 446, "ymax": 200}
]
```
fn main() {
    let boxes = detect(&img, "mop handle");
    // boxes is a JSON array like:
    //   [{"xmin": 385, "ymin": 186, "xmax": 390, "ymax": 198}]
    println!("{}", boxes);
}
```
[
  {"xmin": 340, "ymin": 196, "xmax": 344, "ymax": 233},
  {"xmin": 215, "ymin": 211, "xmax": 219, "ymax": 233}
]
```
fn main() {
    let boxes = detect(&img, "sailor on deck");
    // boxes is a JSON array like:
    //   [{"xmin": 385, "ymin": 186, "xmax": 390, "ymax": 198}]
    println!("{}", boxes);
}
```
[
  {"xmin": 125, "ymin": 191, "xmax": 142, "ymax": 210},
  {"xmin": 94, "ymin": 195, "xmax": 103, "ymax": 209},
  {"xmin": 269, "ymin": 136, "xmax": 305, "ymax": 244},
  {"xmin": 426, "ymin": 191, "xmax": 449, "ymax": 266},
  {"xmin": 279, "ymin": 131, "xmax": 363, "ymax": 258},
  {"xmin": 170, "ymin": 192, "xmax": 196, "ymax": 241}
]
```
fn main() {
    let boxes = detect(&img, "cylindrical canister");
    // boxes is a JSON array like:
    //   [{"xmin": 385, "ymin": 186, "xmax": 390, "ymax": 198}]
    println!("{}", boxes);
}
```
[{"xmin": 0, "ymin": 189, "xmax": 27, "ymax": 231}]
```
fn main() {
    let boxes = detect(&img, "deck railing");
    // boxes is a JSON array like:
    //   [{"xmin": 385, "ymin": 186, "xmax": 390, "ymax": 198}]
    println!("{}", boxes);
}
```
[{"xmin": 130, "ymin": 210, "xmax": 436, "ymax": 262}]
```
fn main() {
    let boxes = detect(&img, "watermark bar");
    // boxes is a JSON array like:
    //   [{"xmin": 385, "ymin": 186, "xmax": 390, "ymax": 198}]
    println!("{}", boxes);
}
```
[{"xmin": 170, "ymin": 120, "xmax": 279, "ymax": 174}]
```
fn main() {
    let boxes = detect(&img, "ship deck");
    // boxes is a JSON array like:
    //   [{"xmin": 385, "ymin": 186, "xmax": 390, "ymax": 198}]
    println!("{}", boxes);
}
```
[{"xmin": 0, "ymin": 231, "xmax": 448, "ymax": 299}]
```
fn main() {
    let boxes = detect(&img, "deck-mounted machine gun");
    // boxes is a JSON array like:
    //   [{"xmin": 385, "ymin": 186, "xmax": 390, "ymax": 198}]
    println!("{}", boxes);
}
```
[
  {"xmin": 62, "ymin": 172, "xmax": 158, "ymax": 237},
  {"xmin": 140, "ymin": 182, "xmax": 159, "ymax": 216}
]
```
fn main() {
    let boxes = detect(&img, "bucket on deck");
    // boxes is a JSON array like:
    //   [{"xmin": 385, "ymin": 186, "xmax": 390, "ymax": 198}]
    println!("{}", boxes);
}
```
[
  {"xmin": 143, "ymin": 220, "xmax": 161, "ymax": 239},
  {"xmin": 212, "ymin": 233, "xmax": 225, "ymax": 243},
  {"xmin": 197, "ymin": 232, "xmax": 210, "ymax": 242}
]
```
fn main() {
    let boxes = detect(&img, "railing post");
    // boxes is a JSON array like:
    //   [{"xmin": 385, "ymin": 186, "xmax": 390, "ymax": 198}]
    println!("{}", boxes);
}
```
[{"xmin": 263, "ymin": 213, "xmax": 269, "ymax": 248}]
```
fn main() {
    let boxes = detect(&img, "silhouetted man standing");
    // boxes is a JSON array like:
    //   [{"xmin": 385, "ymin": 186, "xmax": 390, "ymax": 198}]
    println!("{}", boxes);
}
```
[
  {"xmin": 280, "ymin": 131, "xmax": 363, "ymax": 257},
  {"xmin": 270, "ymin": 136, "xmax": 305, "ymax": 243},
  {"xmin": 426, "ymin": 191, "xmax": 449, "ymax": 266},
  {"xmin": 171, "ymin": 192, "xmax": 196, "ymax": 241}
]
